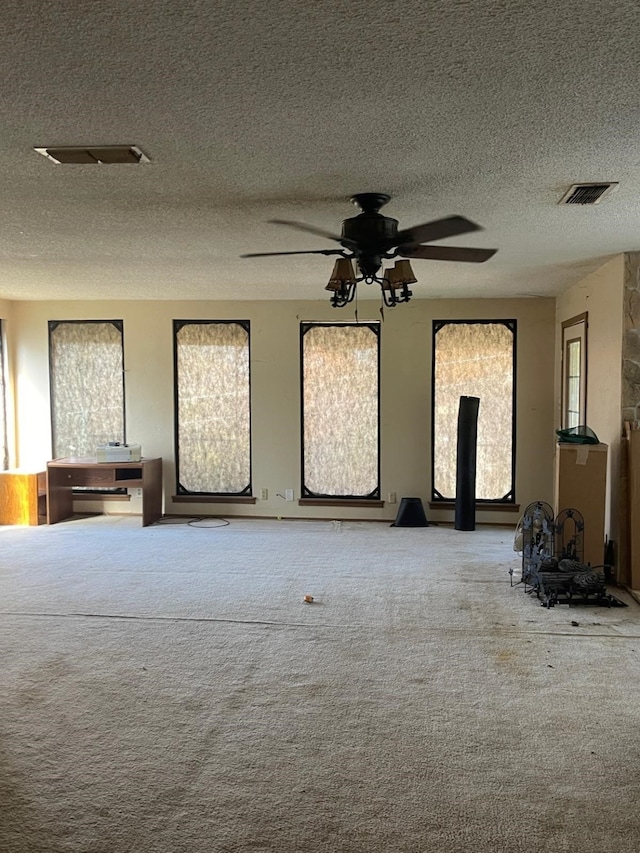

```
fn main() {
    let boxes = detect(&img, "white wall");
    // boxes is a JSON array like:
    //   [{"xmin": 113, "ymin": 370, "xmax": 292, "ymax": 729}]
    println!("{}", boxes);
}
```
[
  {"xmin": 9, "ymin": 296, "xmax": 556, "ymax": 524},
  {"xmin": 555, "ymin": 255, "xmax": 624, "ymax": 546}
]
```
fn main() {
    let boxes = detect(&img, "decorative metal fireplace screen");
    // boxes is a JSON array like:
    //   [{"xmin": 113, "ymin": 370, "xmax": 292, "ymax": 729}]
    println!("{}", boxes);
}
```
[{"xmin": 513, "ymin": 501, "xmax": 623, "ymax": 608}]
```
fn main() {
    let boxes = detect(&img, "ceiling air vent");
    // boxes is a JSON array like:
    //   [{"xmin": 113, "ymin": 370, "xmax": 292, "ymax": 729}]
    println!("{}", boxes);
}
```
[
  {"xmin": 34, "ymin": 145, "xmax": 150, "ymax": 164},
  {"xmin": 558, "ymin": 182, "xmax": 618, "ymax": 205}
]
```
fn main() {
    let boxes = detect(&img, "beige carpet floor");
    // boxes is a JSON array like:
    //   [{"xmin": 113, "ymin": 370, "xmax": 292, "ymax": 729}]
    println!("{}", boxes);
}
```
[{"xmin": 1, "ymin": 516, "xmax": 639, "ymax": 853}]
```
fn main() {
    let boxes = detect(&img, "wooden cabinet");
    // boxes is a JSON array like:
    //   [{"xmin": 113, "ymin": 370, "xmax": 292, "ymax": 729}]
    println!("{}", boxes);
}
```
[
  {"xmin": 554, "ymin": 443, "xmax": 607, "ymax": 569},
  {"xmin": 0, "ymin": 470, "xmax": 47, "ymax": 525}
]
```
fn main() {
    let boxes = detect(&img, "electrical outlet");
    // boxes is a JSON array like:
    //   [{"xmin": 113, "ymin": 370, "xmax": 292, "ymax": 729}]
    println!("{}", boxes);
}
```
[
  {"xmin": 285, "ymin": 489, "xmax": 294, "ymax": 501},
  {"xmin": 135, "ymin": 488, "xmax": 143, "ymax": 498},
  {"xmin": 261, "ymin": 488, "xmax": 268, "ymax": 500},
  {"xmin": 388, "ymin": 492, "xmax": 397, "ymax": 504}
]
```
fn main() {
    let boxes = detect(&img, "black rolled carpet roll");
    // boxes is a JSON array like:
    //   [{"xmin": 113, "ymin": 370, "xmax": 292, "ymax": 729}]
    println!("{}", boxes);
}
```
[{"xmin": 455, "ymin": 395, "xmax": 480, "ymax": 531}]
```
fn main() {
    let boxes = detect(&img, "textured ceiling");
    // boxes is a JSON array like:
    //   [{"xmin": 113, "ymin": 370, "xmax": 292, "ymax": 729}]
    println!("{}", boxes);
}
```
[{"xmin": 1, "ymin": 0, "xmax": 639, "ymax": 301}]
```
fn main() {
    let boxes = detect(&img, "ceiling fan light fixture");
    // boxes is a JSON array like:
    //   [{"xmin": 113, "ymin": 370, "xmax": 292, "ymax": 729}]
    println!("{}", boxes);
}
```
[
  {"xmin": 325, "ymin": 258, "xmax": 358, "ymax": 307},
  {"xmin": 393, "ymin": 260, "xmax": 417, "ymax": 285},
  {"xmin": 379, "ymin": 261, "xmax": 415, "ymax": 306},
  {"xmin": 326, "ymin": 256, "xmax": 417, "ymax": 308},
  {"xmin": 325, "ymin": 258, "xmax": 357, "ymax": 291},
  {"xmin": 382, "ymin": 264, "xmax": 403, "ymax": 291}
]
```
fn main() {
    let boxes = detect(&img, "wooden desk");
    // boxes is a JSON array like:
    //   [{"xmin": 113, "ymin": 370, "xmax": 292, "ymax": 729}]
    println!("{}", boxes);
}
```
[{"xmin": 46, "ymin": 457, "xmax": 163, "ymax": 527}]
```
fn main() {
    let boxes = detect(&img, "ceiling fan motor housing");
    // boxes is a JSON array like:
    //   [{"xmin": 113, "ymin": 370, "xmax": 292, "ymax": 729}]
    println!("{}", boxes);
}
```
[{"xmin": 341, "ymin": 213, "xmax": 398, "ymax": 248}]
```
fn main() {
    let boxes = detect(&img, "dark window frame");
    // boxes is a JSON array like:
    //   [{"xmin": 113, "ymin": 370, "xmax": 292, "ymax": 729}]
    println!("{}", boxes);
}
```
[
  {"xmin": 431, "ymin": 319, "xmax": 517, "ymax": 504},
  {"xmin": 561, "ymin": 312, "xmax": 588, "ymax": 430},
  {"xmin": 173, "ymin": 319, "xmax": 252, "ymax": 498},
  {"xmin": 300, "ymin": 321, "xmax": 381, "ymax": 500}
]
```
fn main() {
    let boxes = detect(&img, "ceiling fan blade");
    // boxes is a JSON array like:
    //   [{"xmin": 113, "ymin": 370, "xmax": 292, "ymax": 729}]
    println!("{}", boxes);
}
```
[
  {"xmin": 240, "ymin": 248, "xmax": 345, "ymax": 258},
  {"xmin": 393, "ymin": 215, "xmax": 482, "ymax": 247},
  {"xmin": 398, "ymin": 245, "xmax": 497, "ymax": 263},
  {"xmin": 268, "ymin": 219, "xmax": 344, "ymax": 243}
]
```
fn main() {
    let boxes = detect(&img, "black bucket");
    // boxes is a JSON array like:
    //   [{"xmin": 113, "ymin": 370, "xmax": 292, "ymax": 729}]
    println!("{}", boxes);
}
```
[{"xmin": 391, "ymin": 497, "xmax": 429, "ymax": 527}]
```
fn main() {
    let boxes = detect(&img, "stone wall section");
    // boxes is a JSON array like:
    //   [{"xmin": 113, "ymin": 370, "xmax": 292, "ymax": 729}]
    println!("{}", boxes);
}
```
[
  {"xmin": 621, "ymin": 253, "xmax": 640, "ymax": 585},
  {"xmin": 623, "ymin": 252, "xmax": 640, "ymax": 422}
]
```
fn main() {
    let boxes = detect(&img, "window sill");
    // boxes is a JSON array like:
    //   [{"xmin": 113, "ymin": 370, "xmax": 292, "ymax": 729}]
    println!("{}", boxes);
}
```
[
  {"xmin": 298, "ymin": 498, "xmax": 385, "ymax": 508},
  {"xmin": 428, "ymin": 501, "xmax": 520, "ymax": 513},
  {"xmin": 172, "ymin": 495, "xmax": 256, "ymax": 504}
]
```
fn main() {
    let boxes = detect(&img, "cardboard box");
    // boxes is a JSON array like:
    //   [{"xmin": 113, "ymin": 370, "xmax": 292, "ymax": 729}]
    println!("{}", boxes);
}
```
[
  {"xmin": 554, "ymin": 442, "xmax": 607, "ymax": 569},
  {"xmin": 626, "ymin": 424, "xmax": 640, "ymax": 590}
]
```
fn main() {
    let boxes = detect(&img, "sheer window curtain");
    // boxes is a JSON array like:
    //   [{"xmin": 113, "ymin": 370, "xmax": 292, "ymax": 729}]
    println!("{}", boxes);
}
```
[
  {"xmin": 433, "ymin": 321, "xmax": 515, "ymax": 502},
  {"xmin": 49, "ymin": 321, "xmax": 125, "ymax": 458},
  {"xmin": 302, "ymin": 323, "xmax": 379, "ymax": 498},
  {"xmin": 174, "ymin": 321, "xmax": 251, "ymax": 495}
]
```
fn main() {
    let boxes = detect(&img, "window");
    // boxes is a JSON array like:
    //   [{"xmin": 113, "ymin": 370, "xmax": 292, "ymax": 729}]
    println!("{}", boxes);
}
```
[
  {"xmin": 432, "ymin": 320, "xmax": 516, "ymax": 503},
  {"xmin": 301, "ymin": 322, "xmax": 380, "ymax": 499},
  {"xmin": 0, "ymin": 320, "xmax": 8, "ymax": 471},
  {"xmin": 49, "ymin": 320, "xmax": 125, "ymax": 458},
  {"xmin": 174, "ymin": 321, "xmax": 251, "ymax": 496},
  {"xmin": 561, "ymin": 314, "xmax": 587, "ymax": 429}
]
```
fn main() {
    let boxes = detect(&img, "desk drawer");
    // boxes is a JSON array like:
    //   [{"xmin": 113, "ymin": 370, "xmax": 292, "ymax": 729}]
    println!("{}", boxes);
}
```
[{"xmin": 60, "ymin": 468, "xmax": 117, "ymax": 487}]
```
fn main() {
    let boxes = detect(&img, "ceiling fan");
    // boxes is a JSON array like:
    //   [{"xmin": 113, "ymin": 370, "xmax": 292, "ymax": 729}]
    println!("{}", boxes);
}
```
[{"xmin": 241, "ymin": 193, "xmax": 497, "ymax": 307}]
